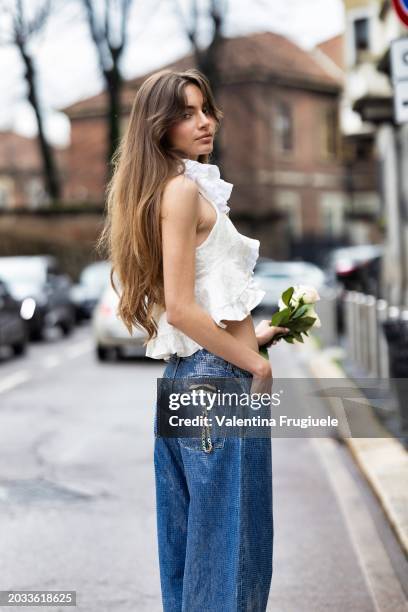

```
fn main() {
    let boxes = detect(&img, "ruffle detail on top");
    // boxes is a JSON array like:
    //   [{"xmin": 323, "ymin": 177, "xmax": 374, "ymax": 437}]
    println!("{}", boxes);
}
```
[
  {"xmin": 145, "ymin": 328, "xmax": 203, "ymax": 361},
  {"xmin": 145, "ymin": 275, "xmax": 266, "ymax": 361},
  {"xmin": 206, "ymin": 276, "xmax": 266, "ymax": 330},
  {"xmin": 182, "ymin": 158, "xmax": 233, "ymax": 214}
]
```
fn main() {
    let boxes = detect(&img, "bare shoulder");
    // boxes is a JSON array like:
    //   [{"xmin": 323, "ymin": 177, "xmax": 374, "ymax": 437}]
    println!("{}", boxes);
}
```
[{"xmin": 161, "ymin": 174, "xmax": 199, "ymax": 221}]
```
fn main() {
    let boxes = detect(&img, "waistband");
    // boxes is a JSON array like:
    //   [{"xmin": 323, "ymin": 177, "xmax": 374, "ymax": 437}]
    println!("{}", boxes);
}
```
[
  {"xmin": 168, "ymin": 348, "xmax": 212, "ymax": 363},
  {"xmin": 168, "ymin": 348, "xmax": 252, "ymax": 378}
]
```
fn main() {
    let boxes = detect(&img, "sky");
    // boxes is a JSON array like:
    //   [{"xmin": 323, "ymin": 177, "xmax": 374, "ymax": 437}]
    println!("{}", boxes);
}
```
[{"xmin": 0, "ymin": 0, "xmax": 345, "ymax": 146}]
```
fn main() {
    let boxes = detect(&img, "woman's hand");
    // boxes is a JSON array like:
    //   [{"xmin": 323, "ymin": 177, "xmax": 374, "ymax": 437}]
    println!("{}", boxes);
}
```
[
  {"xmin": 255, "ymin": 319, "xmax": 290, "ymax": 348},
  {"xmin": 250, "ymin": 359, "xmax": 273, "ymax": 397}
]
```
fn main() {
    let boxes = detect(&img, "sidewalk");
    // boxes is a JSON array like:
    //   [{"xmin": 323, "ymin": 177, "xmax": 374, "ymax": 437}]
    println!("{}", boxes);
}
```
[{"xmin": 291, "ymin": 334, "xmax": 408, "ymax": 558}]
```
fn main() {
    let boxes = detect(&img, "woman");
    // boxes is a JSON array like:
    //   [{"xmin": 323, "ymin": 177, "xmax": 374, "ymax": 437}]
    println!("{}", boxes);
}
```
[{"xmin": 98, "ymin": 68, "xmax": 289, "ymax": 612}]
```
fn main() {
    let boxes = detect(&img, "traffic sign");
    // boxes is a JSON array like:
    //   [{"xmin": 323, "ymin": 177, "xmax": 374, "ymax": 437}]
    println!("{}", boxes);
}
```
[
  {"xmin": 392, "ymin": 0, "xmax": 408, "ymax": 27},
  {"xmin": 391, "ymin": 37, "xmax": 408, "ymax": 123}
]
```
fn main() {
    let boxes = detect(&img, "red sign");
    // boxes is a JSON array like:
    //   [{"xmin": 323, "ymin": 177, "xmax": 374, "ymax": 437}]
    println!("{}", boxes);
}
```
[{"xmin": 392, "ymin": 0, "xmax": 408, "ymax": 26}]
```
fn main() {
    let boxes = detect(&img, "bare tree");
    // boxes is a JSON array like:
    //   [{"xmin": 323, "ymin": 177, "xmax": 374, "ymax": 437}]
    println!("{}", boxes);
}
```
[
  {"xmin": 172, "ymin": 0, "xmax": 229, "ymax": 165},
  {"xmin": 0, "ymin": 0, "xmax": 61, "ymax": 202},
  {"xmin": 81, "ymin": 0, "xmax": 133, "ymax": 171}
]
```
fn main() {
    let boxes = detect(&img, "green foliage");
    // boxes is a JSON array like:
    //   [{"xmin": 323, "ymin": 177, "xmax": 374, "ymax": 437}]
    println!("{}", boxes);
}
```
[{"xmin": 282, "ymin": 286, "xmax": 294, "ymax": 307}]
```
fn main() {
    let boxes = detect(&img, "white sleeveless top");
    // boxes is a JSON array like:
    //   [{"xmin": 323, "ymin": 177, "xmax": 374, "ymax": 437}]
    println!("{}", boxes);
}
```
[{"xmin": 145, "ymin": 158, "xmax": 266, "ymax": 361}]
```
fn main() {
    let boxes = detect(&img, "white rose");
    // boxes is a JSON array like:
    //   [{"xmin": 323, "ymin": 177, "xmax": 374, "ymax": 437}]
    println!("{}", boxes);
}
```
[
  {"xmin": 306, "ymin": 304, "xmax": 321, "ymax": 328},
  {"xmin": 292, "ymin": 285, "xmax": 320, "ymax": 305}
]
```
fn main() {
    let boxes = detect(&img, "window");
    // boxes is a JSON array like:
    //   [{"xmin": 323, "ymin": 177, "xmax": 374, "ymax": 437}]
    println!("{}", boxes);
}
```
[
  {"xmin": 276, "ymin": 191, "xmax": 302, "ymax": 238},
  {"xmin": 25, "ymin": 178, "xmax": 45, "ymax": 209},
  {"xmin": 321, "ymin": 106, "xmax": 338, "ymax": 158},
  {"xmin": 0, "ymin": 185, "xmax": 9, "ymax": 208},
  {"xmin": 275, "ymin": 102, "xmax": 293, "ymax": 153},
  {"xmin": 0, "ymin": 177, "xmax": 13, "ymax": 209},
  {"xmin": 320, "ymin": 193, "xmax": 345, "ymax": 238},
  {"xmin": 353, "ymin": 17, "xmax": 369, "ymax": 51}
]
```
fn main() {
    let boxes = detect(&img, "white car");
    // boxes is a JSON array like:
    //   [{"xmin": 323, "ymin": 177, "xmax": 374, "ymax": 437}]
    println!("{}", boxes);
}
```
[
  {"xmin": 253, "ymin": 260, "xmax": 327, "ymax": 313},
  {"xmin": 92, "ymin": 282, "xmax": 149, "ymax": 361}
]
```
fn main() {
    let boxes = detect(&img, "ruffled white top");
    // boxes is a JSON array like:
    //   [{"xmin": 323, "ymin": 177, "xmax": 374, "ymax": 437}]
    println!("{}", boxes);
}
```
[{"xmin": 145, "ymin": 158, "xmax": 266, "ymax": 361}]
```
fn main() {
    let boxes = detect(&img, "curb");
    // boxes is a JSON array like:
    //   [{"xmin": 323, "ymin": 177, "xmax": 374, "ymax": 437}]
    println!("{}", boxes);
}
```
[{"xmin": 292, "ymin": 335, "xmax": 408, "ymax": 558}]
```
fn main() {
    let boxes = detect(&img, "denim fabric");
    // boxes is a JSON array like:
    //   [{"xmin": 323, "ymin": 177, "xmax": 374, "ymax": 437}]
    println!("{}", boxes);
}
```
[{"xmin": 153, "ymin": 348, "xmax": 273, "ymax": 612}]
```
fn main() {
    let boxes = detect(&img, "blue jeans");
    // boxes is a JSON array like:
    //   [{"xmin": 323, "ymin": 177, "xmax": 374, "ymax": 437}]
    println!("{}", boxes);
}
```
[{"xmin": 153, "ymin": 348, "xmax": 273, "ymax": 612}]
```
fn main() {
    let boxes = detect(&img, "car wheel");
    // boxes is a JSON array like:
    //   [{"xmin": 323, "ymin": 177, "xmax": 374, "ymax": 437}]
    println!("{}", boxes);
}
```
[
  {"xmin": 30, "ymin": 328, "xmax": 44, "ymax": 341},
  {"xmin": 12, "ymin": 341, "xmax": 27, "ymax": 357},
  {"xmin": 96, "ymin": 345, "xmax": 119, "ymax": 361},
  {"xmin": 61, "ymin": 319, "xmax": 74, "ymax": 337}
]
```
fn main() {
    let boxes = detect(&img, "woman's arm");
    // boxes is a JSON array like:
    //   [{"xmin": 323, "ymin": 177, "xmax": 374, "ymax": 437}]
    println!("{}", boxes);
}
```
[{"xmin": 161, "ymin": 176, "xmax": 271, "ymax": 378}]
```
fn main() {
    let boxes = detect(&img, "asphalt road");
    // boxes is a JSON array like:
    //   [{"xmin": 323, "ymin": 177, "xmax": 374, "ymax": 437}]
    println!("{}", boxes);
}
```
[{"xmin": 0, "ymin": 321, "xmax": 407, "ymax": 612}]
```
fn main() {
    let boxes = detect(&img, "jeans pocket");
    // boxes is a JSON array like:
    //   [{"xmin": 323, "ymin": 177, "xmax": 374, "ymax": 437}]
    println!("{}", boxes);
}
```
[
  {"xmin": 178, "ymin": 381, "xmax": 226, "ymax": 452},
  {"xmin": 178, "ymin": 435, "xmax": 225, "ymax": 452},
  {"xmin": 230, "ymin": 364, "xmax": 253, "ymax": 379}
]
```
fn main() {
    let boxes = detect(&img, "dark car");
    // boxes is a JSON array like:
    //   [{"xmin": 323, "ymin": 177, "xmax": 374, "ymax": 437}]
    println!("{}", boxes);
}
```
[
  {"xmin": 323, "ymin": 244, "xmax": 384, "ymax": 334},
  {"xmin": 70, "ymin": 261, "xmax": 111, "ymax": 321},
  {"xmin": 324, "ymin": 244, "xmax": 384, "ymax": 297},
  {"xmin": 0, "ymin": 256, "xmax": 75, "ymax": 341},
  {"xmin": 0, "ymin": 277, "xmax": 28, "ymax": 357}
]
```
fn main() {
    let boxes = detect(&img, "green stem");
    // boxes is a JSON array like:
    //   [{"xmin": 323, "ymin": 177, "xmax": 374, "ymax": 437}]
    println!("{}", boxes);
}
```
[{"xmin": 259, "ymin": 345, "xmax": 269, "ymax": 360}]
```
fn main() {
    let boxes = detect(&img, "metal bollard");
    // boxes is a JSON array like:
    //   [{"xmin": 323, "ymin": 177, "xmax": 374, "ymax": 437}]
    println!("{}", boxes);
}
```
[
  {"xmin": 362, "ymin": 294, "xmax": 372, "ymax": 373},
  {"xmin": 366, "ymin": 295, "xmax": 378, "ymax": 377},
  {"xmin": 352, "ymin": 291, "xmax": 361, "ymax": 366},
  {"xmin": 315, "ymin": 286, "xmax": 338, "ymax": 347},
  {"xmin": 356, "ymin": 292, "xmax": 366, "ymax": 370},
  {"xmin": 344, "ymin": 291, "xmax": 355, "ymax": 362},
  {"xmin": 376, "ymin": 299, "xmax": 389, "ymax": 379}
]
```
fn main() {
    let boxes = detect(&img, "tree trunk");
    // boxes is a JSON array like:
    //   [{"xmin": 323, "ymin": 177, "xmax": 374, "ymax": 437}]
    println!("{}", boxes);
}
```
[
  {"xmin": 105, "ymin": 63, "xmax": 122, "ymax": 179},
  {"xmin": 19, "ymin": 44, "xmax": 61, "ymax": 203}
]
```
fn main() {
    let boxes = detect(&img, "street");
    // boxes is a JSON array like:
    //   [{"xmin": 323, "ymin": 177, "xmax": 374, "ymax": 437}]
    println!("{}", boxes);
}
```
[{"xmin": 0, "ymin": 321, "xmax": 407, "ymax": 612}]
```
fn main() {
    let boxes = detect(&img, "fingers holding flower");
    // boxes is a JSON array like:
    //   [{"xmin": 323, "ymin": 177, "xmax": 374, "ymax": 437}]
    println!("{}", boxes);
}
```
[{"xmin": 255, "ymin": 319, "xmax": 291, "ymax": 348}]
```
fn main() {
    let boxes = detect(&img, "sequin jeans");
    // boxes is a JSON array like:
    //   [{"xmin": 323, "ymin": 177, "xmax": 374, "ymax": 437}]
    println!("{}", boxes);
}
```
[{"xmin": 153, "ymin": 348, "xmax": 273, "ymax": 612}]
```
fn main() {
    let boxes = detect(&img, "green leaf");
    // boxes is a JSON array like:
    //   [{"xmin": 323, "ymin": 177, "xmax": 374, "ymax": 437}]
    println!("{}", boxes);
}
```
[
  {"xmin": 282, "ymin": 287, "xmax": 294, "ymax": 307},
  {"xmin": 287, "ymin": 320, "xmax": 310, "ymax": 332},
  {"xmin": 283, "ymin": 335, "xmax": 295, "ymax": 344},
  {"xmin": 298, "ymin": 316, "xmax": 316, "ymax": 327},
  {"xmin": 292, "ymin": 304, "xmax": 309, "ymax": 319},
  {"xmin": 271, "ymin": 307, "xmax": 291, "ymax": 325}
]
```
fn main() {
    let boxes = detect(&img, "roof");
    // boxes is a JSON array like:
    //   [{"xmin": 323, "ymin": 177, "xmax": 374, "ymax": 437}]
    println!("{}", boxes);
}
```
[
  {"xmin": 316, "ymin": 34, "xmax": 345, "ymax": 72},
  {"xmin": 60, "ymin": 31, "xmax": 342, "ymax": 119}
]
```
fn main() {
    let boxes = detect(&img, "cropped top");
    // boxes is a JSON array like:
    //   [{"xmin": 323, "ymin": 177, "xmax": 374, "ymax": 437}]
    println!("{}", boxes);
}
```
[{"xmin": 145, "ymin": 158, "xmax": 266, "ymax": 361}]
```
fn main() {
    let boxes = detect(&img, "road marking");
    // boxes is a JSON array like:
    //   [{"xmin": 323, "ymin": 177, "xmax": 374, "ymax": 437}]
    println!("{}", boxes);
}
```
[
  {"xmin": 42, "ymin": 355, "xmax": 62, "ymax": 369},
  {"xmin": 311, "ymin": 437, "xmax": 408, "ymax": 612},
  {"xmin": 0, "ymin": 370, "xmax": 32, "ymax": 394},
  {"xmin": 65, "ymin": 340, "xmax": 93, "ymax": 359}
]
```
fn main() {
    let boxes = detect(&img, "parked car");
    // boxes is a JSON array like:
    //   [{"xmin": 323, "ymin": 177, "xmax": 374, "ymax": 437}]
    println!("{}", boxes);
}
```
[
  {"xmin": 253, "ymin": 259, "xmax": 327, "ymax": 312},
  {"xmin": 0, "ymin": 256, "xmax": 75, "ymax": 340},
  {"xmin": 93, "ymin": 282, "xmax": 148, "ymax": 361},
  {"xmin": 0, "ymin": 277, "xmax": 28, "ymax": 357},
  {"xmin": 70, "ymin": 261, "xmax": 111, "ymax": 321},
  {"xmin": 324, "ymin": 244, "xmax": 384, "ymax": 297},
  {"xmin": 323, "ymin": 244, "xmax": 384, "ymax": 333}
]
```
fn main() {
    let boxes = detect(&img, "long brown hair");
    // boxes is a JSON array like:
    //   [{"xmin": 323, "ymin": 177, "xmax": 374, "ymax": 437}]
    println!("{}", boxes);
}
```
[{"xmin": 96, "ymin": 68, "xmax": 223, "ymax": 343}]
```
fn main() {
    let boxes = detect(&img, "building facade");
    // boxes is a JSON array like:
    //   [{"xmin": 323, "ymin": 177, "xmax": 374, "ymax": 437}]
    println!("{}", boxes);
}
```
[
  {"xmin": 342, "ymin": 0, "xmax": 408, "ymax": 305},
  {"xmin": 61, "ymin": 31, "xmax": 351, "ymax": 262},
  {"xmin": 0, "ymin": 131, "xmax": 63, "ymax": 209}
]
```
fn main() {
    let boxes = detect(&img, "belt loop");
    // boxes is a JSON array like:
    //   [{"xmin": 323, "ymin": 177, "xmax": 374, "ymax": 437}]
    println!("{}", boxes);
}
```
[{"xmin": 170, "ymin": 355, "xmax": 182, "ymax": 394}]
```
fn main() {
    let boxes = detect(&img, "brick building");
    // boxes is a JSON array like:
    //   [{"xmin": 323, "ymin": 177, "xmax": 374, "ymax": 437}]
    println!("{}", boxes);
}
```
[
  {"xmin": 61, "ymin": 31, "xmax": 351, "ymax": 260},
  {"xmin": 0, "ymin": 130, "xmax": 68, "ymax": 209},
  {"xmin": 0, "ymin": 131, "xmax": 65, "ymax": 209}
]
